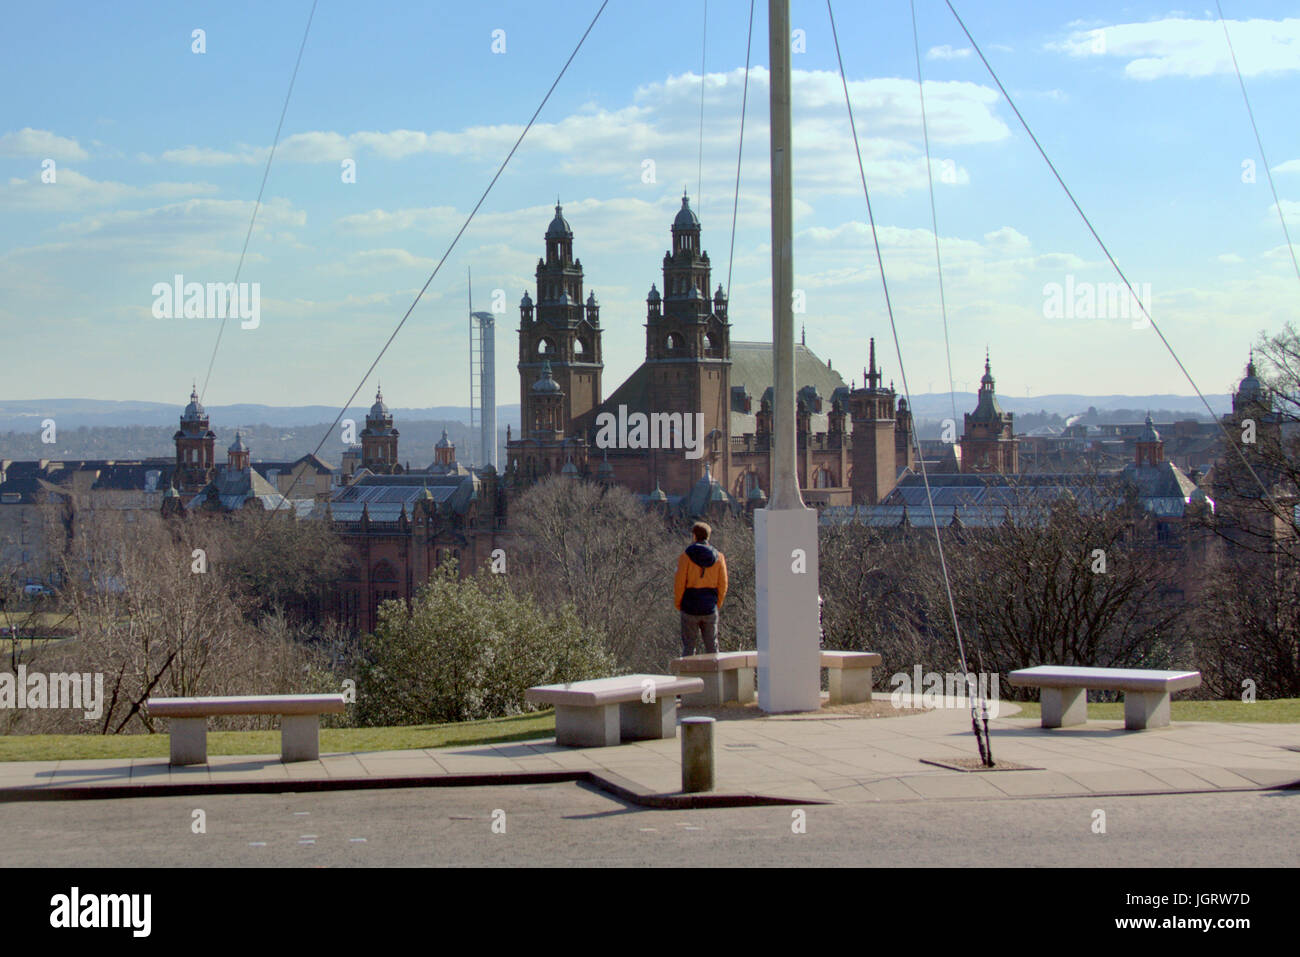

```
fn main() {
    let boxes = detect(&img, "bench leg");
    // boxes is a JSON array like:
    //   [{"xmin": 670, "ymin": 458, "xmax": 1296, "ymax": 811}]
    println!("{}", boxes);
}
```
[
  {"xmin": 281, "ymin": 715, "xmax": 321, "ymax": 762},
  {"xmin": 169, "ymin": 718, "xmax": 208, "ymax": 766},
  {"xmin": 1040, "ymin": 687, "xmax": 1087, "ymax": 728},
  {"xmin": 828, "ymin": 667, "xmax": 873, "ymax": 704},
  {"xmin": 620, "ymin": 695, "xmax": 678, "ymax": 741},
  {"xmin": 555, "ymin": 704, "xmax": 620, "ymax": 748},
  {"xmin": 735, "ymin": 667, "xmax": 756, "ymax": 704},
  {"xmin": 685, "ymin": 673, "xmax": 726, "ymax": 706},
  {"xmin": 1124, "ymin": 690, "xmax": 1171, "ymax": 730}
]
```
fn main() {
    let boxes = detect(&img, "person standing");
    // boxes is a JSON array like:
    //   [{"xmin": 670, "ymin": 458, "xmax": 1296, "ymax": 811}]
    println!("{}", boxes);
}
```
[{"xmin": 675, "ymin": 522, "xmax": 729, "ymax": 656}]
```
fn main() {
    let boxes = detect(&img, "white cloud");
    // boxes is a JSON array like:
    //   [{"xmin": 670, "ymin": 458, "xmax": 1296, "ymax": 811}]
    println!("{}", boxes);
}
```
[
  {"xmin": 1052, "ymin": 17, "xmax": 1300, "ymax": 79},
  {"xmin": 927, "ymin": 45, "xmax": 971, "ymax": 60},
  {"xmin": 1272, "ymin": 159, "xmax": 1300, "ymax": 175},
  {"xmin": 0, "ymin": 128, "xmax": 88, "ymax": 160},
  {"xmin": 161, "ymin": 145, "xmax": 265, "ymax": 165},
  {"xmin": 1218, "ymin": 253, "xmax": 1245, "ymax": 263},
  {"xmin": 150, "ymin": 68, "xmax": 1008, "ymax": 201},
  {"xmin": 0, "ymin": 169, "xmax": 218, "ymax": 212}
]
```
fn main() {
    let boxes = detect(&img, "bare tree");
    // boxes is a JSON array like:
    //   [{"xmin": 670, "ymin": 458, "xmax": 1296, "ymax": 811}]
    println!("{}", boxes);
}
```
[
  {"xmin": 925, "ymin": 490, "xmax": 1192, "ymax": 695},
  {"xmin": 508, "ymin": 477, "xmax": 680, "ymax": 670}
]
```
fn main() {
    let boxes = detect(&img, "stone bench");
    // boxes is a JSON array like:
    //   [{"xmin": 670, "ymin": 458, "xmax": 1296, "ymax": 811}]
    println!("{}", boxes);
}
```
[
  {"xmin": 821, "ymin": 651, "xmax": 882, "ymax": 704},
  {"xmin": 1006, "ymin": 666, "xmax": 1202, "ymax": 730},
  {"xmin": 525, "ymin": 674, "xmax": 704, "ymax": 748},
  {"xmin": 670, "ymin": 652, "xmax": 757, "ymax": 705},
  {"xmin": 147, "ymin": 694, "xmax": 348, "ymax": 765}
]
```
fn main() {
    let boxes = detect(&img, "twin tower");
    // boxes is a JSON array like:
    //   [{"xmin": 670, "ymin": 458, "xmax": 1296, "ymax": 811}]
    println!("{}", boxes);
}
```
[
  {"xmin": 509, "ymin": 193, "xmax": 731, "ymax": 495},
  {"xmin": 506, "ymin": 194, "xmax": 916, "ymax": 507}
]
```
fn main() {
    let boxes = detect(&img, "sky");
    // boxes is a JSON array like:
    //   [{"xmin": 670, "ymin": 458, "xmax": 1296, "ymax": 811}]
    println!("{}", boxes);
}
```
[{"xmin": 2, "ymin": 0, "xmax": 1297, "ymax": 419}]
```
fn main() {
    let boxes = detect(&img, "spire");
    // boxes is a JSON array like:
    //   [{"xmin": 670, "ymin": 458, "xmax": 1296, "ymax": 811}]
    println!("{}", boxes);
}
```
[
  {"xmin": 801, "ymin": 324, "xmax": 806, "ymax": 346},
  {"xmin": 866, "ymin": 338, "xmax": 881, "ymax": 391}
]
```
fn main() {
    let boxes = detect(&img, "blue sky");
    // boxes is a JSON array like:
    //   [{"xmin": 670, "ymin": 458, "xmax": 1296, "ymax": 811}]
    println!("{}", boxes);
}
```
[{"xmin": 2, "ymin": 0, "xmax": 1297, "ymax": 417}]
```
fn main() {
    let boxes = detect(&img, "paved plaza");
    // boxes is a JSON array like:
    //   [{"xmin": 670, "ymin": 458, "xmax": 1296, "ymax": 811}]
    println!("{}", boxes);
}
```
[{"xmin": 2, "ymin": 702, "xmax": 1297, "ymax": 807}]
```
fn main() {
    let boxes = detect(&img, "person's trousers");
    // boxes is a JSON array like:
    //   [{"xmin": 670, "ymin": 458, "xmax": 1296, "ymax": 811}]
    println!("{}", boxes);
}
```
[{"xmin": 680, "ymin": 609, "xmax": 719, "ymax": 656}]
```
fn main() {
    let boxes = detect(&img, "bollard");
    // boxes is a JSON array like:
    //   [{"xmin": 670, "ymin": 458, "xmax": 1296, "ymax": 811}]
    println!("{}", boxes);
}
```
[{"xmin": 680, "ymin": 716, "xmax": 715, "ymax": 793}]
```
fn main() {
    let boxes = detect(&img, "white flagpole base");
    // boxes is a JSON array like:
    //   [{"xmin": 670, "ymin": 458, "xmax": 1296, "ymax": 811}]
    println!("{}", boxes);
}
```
[{"xmin": 755, "ymin": 506, "xmax": 822, "ymax": 713}]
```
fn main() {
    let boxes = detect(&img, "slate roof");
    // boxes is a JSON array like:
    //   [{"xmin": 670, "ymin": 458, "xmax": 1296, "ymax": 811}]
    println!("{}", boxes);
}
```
[
  {"xmin": 187, "ymin": 466, "xmax": 311, "ymax": 514},
  {"xmin": 253, "ymin": 453, "xmax": 336, "ymax": 476},
  {"xmin": 1, "ymin": 459, "xmax": 176, "ymax": 502},
  {"xmin": 321, "ymin": 473, "xmax": 477, "ymax": 523},
  {"xmin": 838, "ymin": 462, "xmax": 1205, "ymax": 525}
]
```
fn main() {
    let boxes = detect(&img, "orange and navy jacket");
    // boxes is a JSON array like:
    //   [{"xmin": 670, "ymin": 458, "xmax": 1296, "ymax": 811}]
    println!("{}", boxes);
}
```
[{"xmin": 675, "ymin": 542, "xmax": 728, "ymax": 614}]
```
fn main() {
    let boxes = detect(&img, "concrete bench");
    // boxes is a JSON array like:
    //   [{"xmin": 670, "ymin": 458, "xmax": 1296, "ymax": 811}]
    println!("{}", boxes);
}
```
[
  {"xmin": 821, "ymin": 651, "xmax": 882, "ymax": 704},
  {"xmin": 147, "ymin": 694, "xmax": 347, "ymax": 765},
  {"xmin": 525, "ymin": 674, "xmax": 704, "ymax": 748},
  {"xmin": 1007, "ymin": 666, "xmax": 1202, "ymax": 730},
  {"xmin": 670, "ymin": 652, "xmax": 757, "ymax": 705}
]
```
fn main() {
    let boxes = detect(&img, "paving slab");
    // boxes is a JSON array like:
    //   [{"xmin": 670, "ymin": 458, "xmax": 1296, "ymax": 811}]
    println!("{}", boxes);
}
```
[{"xmin": 2, "ymin": 705, "xmax": 1298, "ymax": 808}]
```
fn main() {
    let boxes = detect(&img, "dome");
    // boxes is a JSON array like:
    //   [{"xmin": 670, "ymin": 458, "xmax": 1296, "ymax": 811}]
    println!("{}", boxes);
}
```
[
  {"xmin": 182, "ymin": 387, "xmax": 205, "ymax": 420},
  {"xmin": 520, "ymin": 290, "xmax": 533, "ymax": 308},
  {"xmin": 369, "ymin": 388, "xmax": 389, "ymax": 416},
  {"xmin": 531, "ymin": 360, "xmax": 562, "ymax": 394},
  {"xmin": 587, "ymin": 290, "xmax": 598, "ymax": 306},
  {"xmin": 435, "ymin": 429, "xmax": 453, "ymax": 449},
  {"xmin": 674, "ymin": 192, "xmax": 700, "ymax": 229},
  {"xmin": 648, "ymin": 482, "xmax": 668, "ymax": 502},
  {"xmin": 1238, "ymin": 357, "xmax": 1264, "ymax": 404},
  {"xmin": 647, "ymin": 283, "xmax": 661, "ymax": 303},
  {"xmin": 747, "ymin": 484, "xmax": 767, "ymax": 502},
  {"xmin": 546, "ymin": 203, "xmax": 572, "ymax": 238},
  {"xmin": 714, "ymin": 284, "xmax": 726, "ymax": 302},
  {"xmin": 597, "ymin": 452, "xmax": 614, "ymax": 475},
  {"xmin": 228, "ymin": 432, "xmax": 249, "ymax": 453},
  {"xmin": 1139, "ymin": 414, "xmax": 1160, "ymax": 443}
]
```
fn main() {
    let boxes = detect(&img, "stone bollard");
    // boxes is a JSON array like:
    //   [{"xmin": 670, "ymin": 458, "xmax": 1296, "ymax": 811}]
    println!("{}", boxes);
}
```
[{"xmin": 681, "ymin": 716, "xmax": 715, "ymax": 793}]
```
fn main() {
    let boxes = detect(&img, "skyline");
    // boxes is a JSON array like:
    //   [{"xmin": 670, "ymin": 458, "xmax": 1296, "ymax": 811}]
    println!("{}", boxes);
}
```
[{"xmin": 2, "ymin": 1, "xmax": 1297, "ymax": 414}]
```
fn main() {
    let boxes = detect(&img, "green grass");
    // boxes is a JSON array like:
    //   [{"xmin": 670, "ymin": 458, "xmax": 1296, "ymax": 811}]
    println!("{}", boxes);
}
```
[
  {"xmin": 2, "ymin": 611, "xmax": 75, "ymax": 630},
  {"xmin": 0, "ymin": 710, "xmax": 556, "ymax": 762},
  {"xmin": 1002, "ymin": 697, "xmax": 1300, "ymax": 723}
]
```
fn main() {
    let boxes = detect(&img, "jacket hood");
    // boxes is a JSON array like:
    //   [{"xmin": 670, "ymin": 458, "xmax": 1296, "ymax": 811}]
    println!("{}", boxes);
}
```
[{"xmin": 685, "ymin": 541, "xmax": 718, "ymax": 568}]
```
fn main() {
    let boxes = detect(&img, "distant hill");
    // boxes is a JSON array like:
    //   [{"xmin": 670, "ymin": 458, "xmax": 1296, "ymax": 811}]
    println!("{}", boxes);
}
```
[
  {"xmin": 901, "ymin": 392, "xmax": 1230, "ymax": 420},
  {"xmin": 0, "ymin": 394, "xmax": 1230, "ymax": 461},
  {"xmin": 0, "ymin": 399, "xmax": 522, "ymax": 432}
]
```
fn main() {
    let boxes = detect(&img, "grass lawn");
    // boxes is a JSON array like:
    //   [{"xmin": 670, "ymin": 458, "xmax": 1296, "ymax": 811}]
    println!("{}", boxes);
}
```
[
  {"xmin": 0, "ymin": 710, "xmax": 556, "ymax": 762},
  {"xmin": 1003, "ymin": 697, "xmax": 1300, "ymax": 723},
  {"xmin": 2, "ymin": 611, "xmax": 75, "ymax": 631}
]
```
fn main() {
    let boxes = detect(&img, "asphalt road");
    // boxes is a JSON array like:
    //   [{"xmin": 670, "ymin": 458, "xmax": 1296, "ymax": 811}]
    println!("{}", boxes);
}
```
[{"xmin": 2, "ymin": 784, "xmax": 1298, "ymax": 867}]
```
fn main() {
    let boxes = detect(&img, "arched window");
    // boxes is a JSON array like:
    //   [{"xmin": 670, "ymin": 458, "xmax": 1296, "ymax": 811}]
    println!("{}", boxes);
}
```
[
  {"xmin": 372, "ymin": 559, "xmax": 398, "ymax": 583},
  {"xmin": 705, "ymin": 330, "xmax": 721, "ymax": 357},
  {"xmin": 574, "ymin": 337, "xmax": 588, "ymax": 357},
  {"xmin": 537, "ymin": 337, "xmax": 556, "ymax": 357},
  {"xmin": 665, "ymin": 332, "xmax": 684, "ymax": 353},
  {"xmin": 814, "ymin": 467, "xmax": 833, "ymax": 489}
]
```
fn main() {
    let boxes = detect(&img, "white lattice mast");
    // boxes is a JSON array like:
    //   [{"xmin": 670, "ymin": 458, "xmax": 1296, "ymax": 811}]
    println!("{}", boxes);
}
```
[
  {"xmin": 474, "ymin": 310, "xmax": 497, "ymax": 470},
  {"xmin": 468, "ymin": 267, "xmax": 481, "ymax": 467}
]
